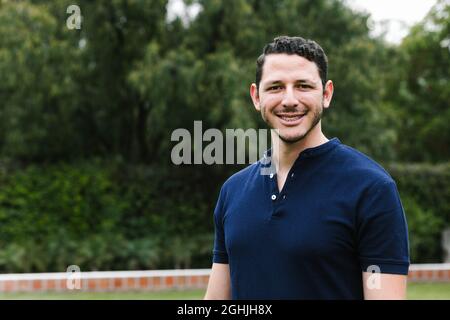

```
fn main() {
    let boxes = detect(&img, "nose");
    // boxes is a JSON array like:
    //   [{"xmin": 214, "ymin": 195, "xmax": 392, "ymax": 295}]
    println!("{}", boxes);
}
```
[{"xmin": 281, "ymin": 86, "xmax": 298, "ymax": 108}]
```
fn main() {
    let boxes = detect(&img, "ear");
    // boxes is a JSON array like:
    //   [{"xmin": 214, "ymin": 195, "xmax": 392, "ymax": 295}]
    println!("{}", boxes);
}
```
[
  {"xmin": 322, "ymin": 80, "xmax": 334, "ymax": 109},
  {"xmin": 250, "ymin": 83, "xmax": 261, "ymax": 111}
]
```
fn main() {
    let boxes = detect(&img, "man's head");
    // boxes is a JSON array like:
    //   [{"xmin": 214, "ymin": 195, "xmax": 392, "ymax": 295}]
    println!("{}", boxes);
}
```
[
  {"xmin": 256, "ymin": 36, "xmax": 329, "ymax": 91},
  {"xmin": 250, "ymin": 36, "xmax": 334, "ymax": 144}
]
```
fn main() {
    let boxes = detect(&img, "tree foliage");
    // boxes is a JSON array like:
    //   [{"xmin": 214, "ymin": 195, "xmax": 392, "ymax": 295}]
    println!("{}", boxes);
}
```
[{"xmin": 0, "ymin": 0, "xmax": 449, "ymax": 269}]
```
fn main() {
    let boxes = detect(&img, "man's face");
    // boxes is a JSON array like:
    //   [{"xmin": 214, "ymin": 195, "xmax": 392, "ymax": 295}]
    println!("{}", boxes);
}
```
[{"xmin": 250, "ymin": 53, "xmax": 333, "ymax": 144}]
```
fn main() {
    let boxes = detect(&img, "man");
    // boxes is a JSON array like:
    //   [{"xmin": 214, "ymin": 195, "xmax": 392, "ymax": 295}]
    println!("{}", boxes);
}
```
[{"xmin": 204, "ymin": 36, "xmax": 409, "ymax": 300}]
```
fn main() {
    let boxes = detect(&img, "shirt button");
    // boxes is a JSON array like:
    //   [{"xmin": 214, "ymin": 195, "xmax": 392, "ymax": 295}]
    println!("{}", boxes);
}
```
[
  {"xmin": 282, "ymin": 195, "xmax": 286, "ymax": 200},
  {"xmin": 269, "ymin": 173, "xmax": 274, "ymax": 179},
  {"xmin": 271, "ymin": 194, "xmax": 277, "ymax": 201},
  {"xmin": 291, "ymin": 173, "xmax": 295, "ymax": 178}
]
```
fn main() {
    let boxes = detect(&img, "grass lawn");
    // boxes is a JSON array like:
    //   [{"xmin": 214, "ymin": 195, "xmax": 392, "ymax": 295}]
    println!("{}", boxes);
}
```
[
  {"xmin": 0, "ymin": 283, "xmax": 449, "ymax": 300},
  {"xmin": 407, "ymin": 282, "xmax": 450, "ymax": 300},
  {"xmin": 0, "ymin": 289, "xmax": 206, "ymax": 300}
]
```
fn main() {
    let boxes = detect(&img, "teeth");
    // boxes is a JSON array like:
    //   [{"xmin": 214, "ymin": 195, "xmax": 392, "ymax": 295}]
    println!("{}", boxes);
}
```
[
  {"xmin": 278, "ymin": 114, "xmax": 305, "ymax": 122},
  {"xmin": 281, "ymin": 116, "xmax": 300, "ymax": 121}
]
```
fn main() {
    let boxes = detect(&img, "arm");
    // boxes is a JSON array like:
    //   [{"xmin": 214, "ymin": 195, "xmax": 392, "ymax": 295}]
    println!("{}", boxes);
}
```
[
  {"xmin": 204, "ymin": 263, "xmax": 231, "ymax": 300},
  {"xmin": 362, "ymin": 272, "xmax": 407, "ymax": 300},
  {"xmin": 357, "ymin": 180, "xmax": 410, "ymax": 299}
]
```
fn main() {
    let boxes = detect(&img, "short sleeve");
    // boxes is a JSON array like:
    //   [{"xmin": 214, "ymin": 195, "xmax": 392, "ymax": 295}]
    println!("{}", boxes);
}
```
[
  {"xmin": 212, "ymin": 186, "xmax": 229, "ymax": 264},
  {"xmin": 356, "ymin": 179, "xmax": 410, "ymax": 275}
]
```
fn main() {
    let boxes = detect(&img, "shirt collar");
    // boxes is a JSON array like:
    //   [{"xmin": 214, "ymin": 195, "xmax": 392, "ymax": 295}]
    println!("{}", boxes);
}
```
[
  {"xmin": 297, "ymin": 137, "xmax": 341, "ymax": 159},
  {"xmin": 263, "ymin": 137, "xmax": 341, "ymax": 160}
]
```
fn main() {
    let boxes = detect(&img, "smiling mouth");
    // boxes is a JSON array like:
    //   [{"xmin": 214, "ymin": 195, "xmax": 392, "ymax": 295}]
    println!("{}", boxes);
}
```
[{"xmin": 276, "ymin": 113, "xmax": 307, "ymax": 123}]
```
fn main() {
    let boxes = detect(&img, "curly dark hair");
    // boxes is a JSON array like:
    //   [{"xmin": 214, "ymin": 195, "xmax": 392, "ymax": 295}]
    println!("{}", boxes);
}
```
[{"xmin": 255, "ymin": 36, "xmax": 328, "ymax": 91}]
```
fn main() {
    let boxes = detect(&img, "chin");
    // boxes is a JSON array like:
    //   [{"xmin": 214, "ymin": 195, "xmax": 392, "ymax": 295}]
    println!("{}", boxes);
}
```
[
  {"xmin": 278, "ymin": 125, "xmax": 307, "ymax": 137},
  {"xmin": 278, "ymin": 132, "xmax": 308, "ymax": 144}
]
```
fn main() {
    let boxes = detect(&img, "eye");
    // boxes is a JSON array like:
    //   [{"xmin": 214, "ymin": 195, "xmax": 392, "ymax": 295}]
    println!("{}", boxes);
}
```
[
  {"xmin": 296, "ymin": 84, "xmax": 312, "ymax": 89},
  {"xmin": 268, "ymin": 85, "xmax": 282, "ymax": 91}
]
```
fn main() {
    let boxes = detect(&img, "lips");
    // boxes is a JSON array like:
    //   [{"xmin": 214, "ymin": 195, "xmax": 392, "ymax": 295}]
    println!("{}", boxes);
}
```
[{"xmin": 275, "ymin": 112, "xmax": 307, "ymax": 126}]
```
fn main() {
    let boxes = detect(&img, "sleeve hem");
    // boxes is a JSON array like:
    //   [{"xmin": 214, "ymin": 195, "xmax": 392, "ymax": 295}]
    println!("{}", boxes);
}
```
[
  {"xmin": 213, "ymin": 251, "xmax": 229, "ymax": 264},
  {"xmin": 360, "ymin": 259, "xmax": 410, "ymax": 275}
]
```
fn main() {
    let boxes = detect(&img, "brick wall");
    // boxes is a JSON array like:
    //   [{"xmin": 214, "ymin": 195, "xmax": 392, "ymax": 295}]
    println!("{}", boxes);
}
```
[
  {"xmin": 0, "ymin": 269, "xmax": 211, "ymax": 293},
  {"xmin": 0, "ymin": 264, "xmax": 449, "ymax": 293},
  {"xmin": 408, "ymin": 263, "xmax": 450, "ymax": 282}
]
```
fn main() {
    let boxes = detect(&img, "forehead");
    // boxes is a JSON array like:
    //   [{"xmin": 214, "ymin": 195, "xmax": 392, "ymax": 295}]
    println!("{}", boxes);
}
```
[{"xmin": 261, "ymin": 53, "xmax": 320, "ymax": 83}]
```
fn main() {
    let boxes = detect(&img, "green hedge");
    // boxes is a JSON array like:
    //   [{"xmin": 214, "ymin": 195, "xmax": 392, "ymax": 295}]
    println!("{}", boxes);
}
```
[
  {"xmin": 386, "ymin": 162, "xmax": 450, "ymax": 263},
  {"xmin": 0, "ymin": 160, "xmax": 221, "ymax": 272},
  {"xmin": 0, "ymin": 160, "xmax": 448, "ymax": 272}
]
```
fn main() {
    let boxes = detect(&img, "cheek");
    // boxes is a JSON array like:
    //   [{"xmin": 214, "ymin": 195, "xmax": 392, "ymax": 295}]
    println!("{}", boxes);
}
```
[
  {"xmin": 260, "ymin": 95, "xmax": 281, "ymax": 111},
  {"xmin": 296, "ymin": 92, "xmax": 321, "ymax": 105}
]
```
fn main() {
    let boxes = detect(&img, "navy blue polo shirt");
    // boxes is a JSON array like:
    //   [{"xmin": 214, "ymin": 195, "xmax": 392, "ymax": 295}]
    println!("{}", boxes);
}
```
[{"xmin": 212, "ymin": 137, "xmax": 410, "ymax": 300}]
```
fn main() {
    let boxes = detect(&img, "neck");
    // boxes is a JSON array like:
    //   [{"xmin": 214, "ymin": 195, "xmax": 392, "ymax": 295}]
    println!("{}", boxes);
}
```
[{"xmin": 271, "ymin": 123, "xmax": 328, "ymax": 174}]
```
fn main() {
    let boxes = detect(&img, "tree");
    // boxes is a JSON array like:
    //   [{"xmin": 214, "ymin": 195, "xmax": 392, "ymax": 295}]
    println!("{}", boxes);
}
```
[
  {"xmin": 0, "ymin": 1, "xmax": 80, "ymax": 162},
  {"xmin": 386, "ymin": 0, "xmax": 450, "ymax": 162}
]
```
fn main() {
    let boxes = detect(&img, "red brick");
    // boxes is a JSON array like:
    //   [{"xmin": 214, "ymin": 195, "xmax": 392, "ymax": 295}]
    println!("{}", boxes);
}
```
[
  {"xmin": 47, "ymin": 280, "xmax": 56, "ymax": 290},
  {"xmin": 33, "ymin": 280, "xmax": 42, "ymax": 290},
  {"xmin": 191, "ymin": 276, "xmax": 199, "ymax": 285},
  {"xmin": 4, "ymin": 280, "xmax": 15, "ymax": 292},
  {"xmin": 165, "ymin": 276, "xmax": 174, "ymax": 287},
  {"xmin": 88, "ymin": 279, "xmax": 97, "ymax": 290},
  {"xmin": 139, "ymin": 277, "xmax": 148, "ymax": 288},
  {"xmin": 114, "ymin": 278, "xmax": 123, "ymax": 289},
  {"xmin": 59, "ymin": 279, "xmax": 67, "ymax": 291}
]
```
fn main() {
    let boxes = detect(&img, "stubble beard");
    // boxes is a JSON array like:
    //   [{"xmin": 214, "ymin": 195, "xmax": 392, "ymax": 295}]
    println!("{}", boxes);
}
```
[{"xmin": 262, "ymin": 103, "xmax": 324, "ymax": 144}]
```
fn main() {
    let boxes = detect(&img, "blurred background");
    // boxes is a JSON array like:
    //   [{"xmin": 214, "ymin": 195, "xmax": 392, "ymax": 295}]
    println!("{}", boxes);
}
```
[{"xmin": 0, "ymin": 0, "xmax": 449, "ymax": 298}]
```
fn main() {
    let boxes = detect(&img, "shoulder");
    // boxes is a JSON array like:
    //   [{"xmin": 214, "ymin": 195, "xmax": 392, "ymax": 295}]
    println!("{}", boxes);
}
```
[
  {"xmin": 220, "ymin": 161, "xmax": 261, "ymax": 196},
  {"xmin": 332, "ymin": 144, "xmax": 404, "ymax": 214},
  {"xmin": 333, "ymin": 143, "xmax": 395, "ymax": 187},
  {"xmin": 213, "ymin": 161, "xmax": 261, "ymax": 217}
]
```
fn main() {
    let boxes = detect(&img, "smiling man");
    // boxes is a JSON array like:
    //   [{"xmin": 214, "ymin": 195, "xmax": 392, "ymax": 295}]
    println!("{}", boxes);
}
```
[{"xmin": 204, "ymin": 36, "xmax": 410, "ymax": 300}]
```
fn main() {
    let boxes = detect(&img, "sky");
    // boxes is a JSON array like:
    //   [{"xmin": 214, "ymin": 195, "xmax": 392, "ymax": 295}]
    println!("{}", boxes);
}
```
[
  {"xmin": 167, "ymin": 0, "xmax": 438, "ymax": 44},
  {"xmin": 345, "ymin": 0, "xmax": 437, "ymax": 43}
]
